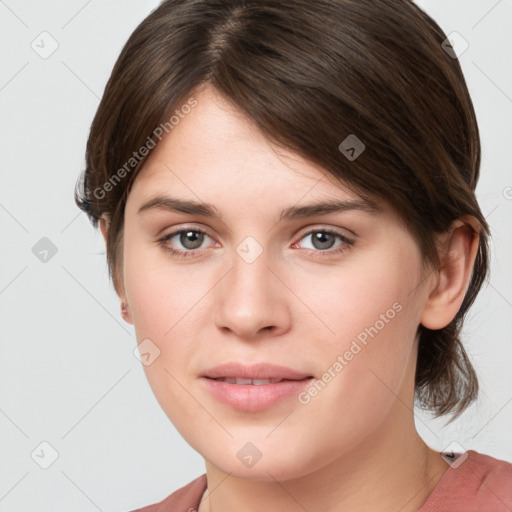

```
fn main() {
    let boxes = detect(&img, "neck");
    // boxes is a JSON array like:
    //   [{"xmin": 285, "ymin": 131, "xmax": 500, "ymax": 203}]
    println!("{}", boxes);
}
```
[{"xmin": 198, "ymin": 407, "xmax": 449, "ymax": 512}]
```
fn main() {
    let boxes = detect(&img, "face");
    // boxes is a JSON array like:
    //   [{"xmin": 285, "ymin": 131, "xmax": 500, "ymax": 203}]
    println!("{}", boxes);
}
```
[{"xmin": 120, "ymin": 85, "xmax": 432, "ymax": 480}]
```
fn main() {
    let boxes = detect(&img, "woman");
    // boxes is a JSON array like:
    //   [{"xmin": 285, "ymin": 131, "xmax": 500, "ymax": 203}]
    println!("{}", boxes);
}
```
[{"xmin": 75, "ymin": 0, "xmax": 512, "ymax": 510}]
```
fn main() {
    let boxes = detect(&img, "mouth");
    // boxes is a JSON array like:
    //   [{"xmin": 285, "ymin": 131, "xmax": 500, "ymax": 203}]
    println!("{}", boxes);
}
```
[
  {"xmin": 206, "ymin": 377, "xmax": 311, "ymax": 385},
  {"xmin": 200, "ymin": 371, "xmax": 315, "ymax": 412},
  {"xmin": 201, "ymin": 362, "xmax": 313, "ymax": 381},
  {"xmin": 199, "ymin": 362, "xmax": 314, "ymax": 411}
]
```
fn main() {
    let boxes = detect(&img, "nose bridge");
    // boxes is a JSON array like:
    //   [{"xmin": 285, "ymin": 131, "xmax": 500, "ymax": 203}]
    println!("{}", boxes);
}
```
[
  {"xmin": 230, "ymin": 246, "xmax": 270, "ymax": 300},
  {"xmin": 214, "ymin": 238, "xmax": 290, "ymax": 337}
]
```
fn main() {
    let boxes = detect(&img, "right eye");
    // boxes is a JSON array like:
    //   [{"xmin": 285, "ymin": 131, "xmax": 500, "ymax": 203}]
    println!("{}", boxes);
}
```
[{"xmin": 158, "ymin": 228, "xmax": 216, "ymax": 258}]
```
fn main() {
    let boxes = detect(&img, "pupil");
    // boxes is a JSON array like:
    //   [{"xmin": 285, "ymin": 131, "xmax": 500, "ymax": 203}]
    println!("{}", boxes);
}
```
[
  {"xmin": 313, "ymin": 232, "xmax": 334, "ymax": 250},
  {"xmin": 181, "ymin": 231, "xmax": 203, "ymax": 249}
]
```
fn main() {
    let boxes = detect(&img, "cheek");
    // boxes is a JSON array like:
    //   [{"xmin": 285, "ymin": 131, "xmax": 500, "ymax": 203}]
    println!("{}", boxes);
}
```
[
  {"xmin": 291, "ymin": 239, "xmax": 422, "ymax": 355},
  {"xmin": 290, "ymin": 238, "xmax": 423, "ymax": 414},
  {"xmin": 123, "ymin": 238, "xmax": 207, "ymax": 337},
  {"xmin": 122, "ymin": 245, "xmax": 210, "ymax": 427}
]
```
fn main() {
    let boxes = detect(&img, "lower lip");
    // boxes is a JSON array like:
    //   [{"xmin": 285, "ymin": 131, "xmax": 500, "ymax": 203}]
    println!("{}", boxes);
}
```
[{"xmin": 200, "ymin": 377, "xmax": 314, "ymax": 412}]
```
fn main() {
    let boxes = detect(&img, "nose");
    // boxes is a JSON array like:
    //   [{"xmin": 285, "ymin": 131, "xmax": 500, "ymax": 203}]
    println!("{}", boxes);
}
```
[{"xmin": 213, "ymin": 248, "xmax": 292, "ymax": 340}]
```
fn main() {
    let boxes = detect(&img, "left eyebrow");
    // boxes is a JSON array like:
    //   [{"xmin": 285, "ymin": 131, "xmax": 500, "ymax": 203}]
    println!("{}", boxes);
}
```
[
  {"xmin": 136, "ymin": 195, "xmax": 379, "ymax": 221},
  {"xmin": 279, "ymin": 198, "xmax": 379, "ymax": 221}
]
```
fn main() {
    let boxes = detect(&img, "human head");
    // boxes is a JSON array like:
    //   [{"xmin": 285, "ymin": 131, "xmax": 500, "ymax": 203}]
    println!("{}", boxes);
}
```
[{"xmin": 75, "ymin": 0, "xmax": 489, "ymax": 426}]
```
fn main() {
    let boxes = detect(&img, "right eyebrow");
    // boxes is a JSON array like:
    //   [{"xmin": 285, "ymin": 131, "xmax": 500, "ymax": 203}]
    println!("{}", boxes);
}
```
[{"xmin": 137, "ymin": 195, "xmax": 222, "ymax": 220}]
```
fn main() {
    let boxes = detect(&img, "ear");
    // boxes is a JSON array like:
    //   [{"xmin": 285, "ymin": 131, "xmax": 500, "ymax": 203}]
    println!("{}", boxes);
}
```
[
  {"xmin": 420, "ymin": 217, "xmax": 480, "ymax": 330},
  {"xmin": 99, "ymin": 214, "xmax": 109, "ymax": 245},
  {"xmin": 99, "ymin": 214, "xmax": 133, "ymax": 325}
]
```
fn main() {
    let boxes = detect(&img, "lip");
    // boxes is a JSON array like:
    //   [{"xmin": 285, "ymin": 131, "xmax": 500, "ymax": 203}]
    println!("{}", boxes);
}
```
[
  {"xmin": 200, "ymin": 377, "xmax": 314, "ymax": 412},
  {"xmin": 201, "ymin": 362, "xmax": 312, "ymax": 380},
  {"xmin": 199, "ymin": 362, "xmax": 314, "ymax": 412}
]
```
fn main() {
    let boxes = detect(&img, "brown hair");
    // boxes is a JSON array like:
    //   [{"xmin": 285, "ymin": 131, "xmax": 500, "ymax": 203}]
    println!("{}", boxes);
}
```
[{"xmin": 75, "ymin": 0, "xmax": 490, "ymax": 423}]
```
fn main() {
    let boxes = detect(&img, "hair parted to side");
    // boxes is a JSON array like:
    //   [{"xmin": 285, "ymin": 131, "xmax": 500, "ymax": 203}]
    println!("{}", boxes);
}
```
[{"xmin": 75, "ymin": 0, "xmax": 490, "ymax": 423}]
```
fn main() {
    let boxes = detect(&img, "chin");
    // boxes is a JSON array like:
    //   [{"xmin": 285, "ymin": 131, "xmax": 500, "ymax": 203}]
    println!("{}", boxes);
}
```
[{"xmin": 204, "ymin": 446, "xmax": 320, "ymax": 482}]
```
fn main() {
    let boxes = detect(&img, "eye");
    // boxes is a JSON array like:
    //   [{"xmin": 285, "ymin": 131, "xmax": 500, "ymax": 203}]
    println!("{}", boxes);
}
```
[
  {"xmin": 158, "ymin": 228, "xmax": 215, "ymax": 258},
  {"xmin": 158, "ymin": 226, "xmax": 355, "ymax": 259},
  {"xmin": 293, "ymin": 228, "xmax": 354, "ymax": 257}
]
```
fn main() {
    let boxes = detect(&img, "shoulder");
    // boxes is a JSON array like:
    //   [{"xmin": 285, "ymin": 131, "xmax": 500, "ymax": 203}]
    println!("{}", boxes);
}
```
[
  {"xmin": 461, "ymin": 450, "xmax": 512, "ymax": 493},
  {"xmin": 420, "ymin": 450, "xmax": 512, "ymax": 512},
  {"xmin": 466, "ymin": 449, "xmax": 512, "ymax": 476},
  {"xmin": 468, "ymin": 450, "xmax": 512, "ymax": 502},
  {"xmin": 129, "ymin": 473, "xmax": 207, "ymax": 512}
]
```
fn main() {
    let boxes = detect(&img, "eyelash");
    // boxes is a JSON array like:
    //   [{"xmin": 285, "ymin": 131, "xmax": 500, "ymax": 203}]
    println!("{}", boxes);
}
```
[{"xmin": 158, "ymin": 227, "xmax": 355, "ymax": 259}]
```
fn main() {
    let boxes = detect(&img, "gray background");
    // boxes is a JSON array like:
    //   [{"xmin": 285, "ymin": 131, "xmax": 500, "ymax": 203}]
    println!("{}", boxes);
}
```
[{"xmin": 0, "ymin": 1, "xmax": 511, "ymax": 511}]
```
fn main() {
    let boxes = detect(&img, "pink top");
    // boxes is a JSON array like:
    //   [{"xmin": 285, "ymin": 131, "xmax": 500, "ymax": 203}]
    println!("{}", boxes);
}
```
[{"xmin": 131, "ymin": 450, "xmax": 512, "ymax": 512}]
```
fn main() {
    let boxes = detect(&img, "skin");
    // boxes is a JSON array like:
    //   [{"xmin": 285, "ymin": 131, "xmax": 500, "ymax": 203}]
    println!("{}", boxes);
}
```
[{"xmin": 100, "ymin": 84, "xmax": 480, "ymax": 512}]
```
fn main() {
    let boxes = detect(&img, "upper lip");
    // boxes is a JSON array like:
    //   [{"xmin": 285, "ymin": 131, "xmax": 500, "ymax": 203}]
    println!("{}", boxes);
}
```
[{"xmin": 201, "ymin": 362, "xmax": 312, "ymax": 380}]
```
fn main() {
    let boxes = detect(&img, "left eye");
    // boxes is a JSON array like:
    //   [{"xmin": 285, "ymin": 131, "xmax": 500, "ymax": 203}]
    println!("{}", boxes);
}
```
[{"xmin": 294, "ymin": 229, "xmax": 354, "ymax": 255}]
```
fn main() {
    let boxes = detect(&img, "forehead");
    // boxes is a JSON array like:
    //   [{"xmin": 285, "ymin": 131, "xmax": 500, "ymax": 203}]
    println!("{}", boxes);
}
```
[{"xmin": 128, "ymin": 85, "xmax": 369, "ymax": 208}]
